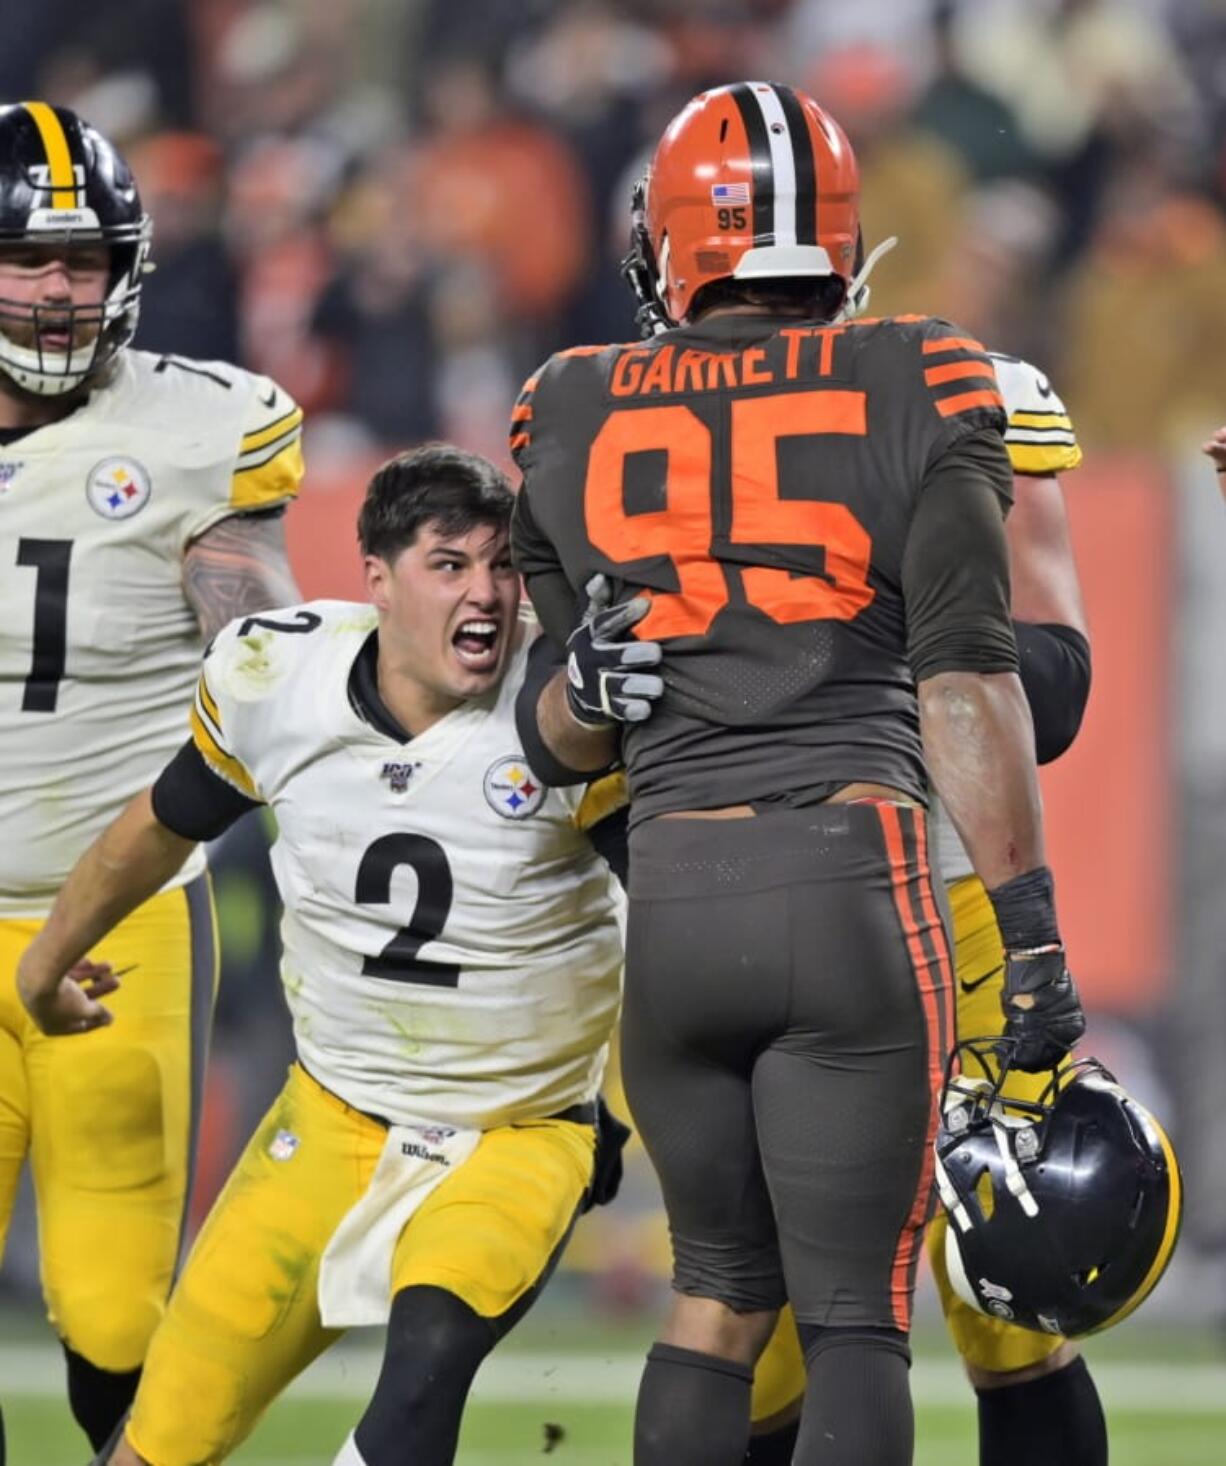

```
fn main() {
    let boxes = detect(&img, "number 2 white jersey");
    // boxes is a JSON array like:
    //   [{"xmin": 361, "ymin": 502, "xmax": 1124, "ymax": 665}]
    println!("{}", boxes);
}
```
[
  {"xmin": 0, "ymin": 349, "xmax": 303, "ymax": 916},
  {"xmin": 191, "ymin": 602, "xmax": 623, "ymax": 1130},
  {"xmin": 933, "ymin": 354, "xmax": 1081, "ymax": 886}
]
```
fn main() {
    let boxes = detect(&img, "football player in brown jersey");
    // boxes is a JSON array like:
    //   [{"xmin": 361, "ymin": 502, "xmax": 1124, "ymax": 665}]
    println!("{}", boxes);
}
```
[{"xmin": 510, "ymin": 83, "xmax": 1086, "ymax": 1466}]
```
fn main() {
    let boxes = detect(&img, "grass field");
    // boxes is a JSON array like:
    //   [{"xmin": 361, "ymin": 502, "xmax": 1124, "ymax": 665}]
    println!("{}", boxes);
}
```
[{"xmin": 5, "ymin": 1309, "xmax": 1225, "ymax": 1465}]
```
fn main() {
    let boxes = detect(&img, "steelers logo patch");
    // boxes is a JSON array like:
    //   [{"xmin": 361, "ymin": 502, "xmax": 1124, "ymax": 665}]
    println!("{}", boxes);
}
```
[
  {"xmin": 86, "ymin": 457, "xmax": 152, "ymax": 519},
  {"xmin": 483, "ymin": 756, "xmax": 547, "ymax": 820}
]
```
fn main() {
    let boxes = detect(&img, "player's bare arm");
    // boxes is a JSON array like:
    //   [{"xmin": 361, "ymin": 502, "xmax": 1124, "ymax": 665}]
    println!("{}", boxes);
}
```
[
  {"xmin": 1003, "ymin": 473, "xmax": 1093, "ymax": 765},
  {"xmin": 182, "ymin": 510, "xmax": 301, "ymax": 643},
  {"xmin": 919, "ymin": 671, "xmax": 1044, "ymax": 887},
  {"xmin": 531, "ymin": 666, "xmax": 621, "ymax": 774},
  {"xmin": 516, "ymin": 573, "xmax": 664, "ymax": 781},
  {"xmin": 1006, "ymin": 475, "xmax": 1087, "ymax": 632},
  {"xmin": 16, "ymin": 790, "xmax": 196, "ymax": 1035},
  {"xmin": 904, "ymin": 429, "xmax": 1085, "ymax": 1073}
]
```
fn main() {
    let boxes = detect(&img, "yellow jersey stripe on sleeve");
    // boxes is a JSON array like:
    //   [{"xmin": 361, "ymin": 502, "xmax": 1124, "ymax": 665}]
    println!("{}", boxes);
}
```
[
  {"xmin": 196, "ymin": 672, "xmax": 223, "ymax": 732},
  {"xmin": 574, "ymin": 771, "xmax": 629, "ymax": 832},
  {"xmin": 230, "ymin": 436, "xmax": 305, "ymax": 511},
  {"xmin": 189, "ymin": 705, "xmax": 260, "ymax": 800},
  {"xmin": 1007, "ymin": 441, "xmax": 1083, "ymax": 476},
  {"xmin": 240, "ymin": 405, "xmax": 304, "ymax": 455},
  {"xmin": 1009, "ymin": 411, "xmax": 1074, "ymax": 433}
]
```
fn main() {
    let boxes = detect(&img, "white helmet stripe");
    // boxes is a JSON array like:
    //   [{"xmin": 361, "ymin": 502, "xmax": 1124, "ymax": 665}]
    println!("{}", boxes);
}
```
[{"xmin": 747, "ymin": 83, "xmax": 797, "ymax": 247}]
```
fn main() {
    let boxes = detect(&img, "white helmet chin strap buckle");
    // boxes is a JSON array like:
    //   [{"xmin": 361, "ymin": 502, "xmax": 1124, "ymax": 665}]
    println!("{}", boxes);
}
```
[{"xmin": 835, "ymin": 235, "xmax": 899, "ymax": 322}]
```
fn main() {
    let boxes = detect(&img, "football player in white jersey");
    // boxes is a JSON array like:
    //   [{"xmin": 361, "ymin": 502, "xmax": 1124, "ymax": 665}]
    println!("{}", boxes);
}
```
[
  {"xmin": 17, "ymin": 446, "xmax": 626, "ymax": 1466},
  {"xmin": 0, "ymin": 101, "xmax": 302, "ymax": 1456}
]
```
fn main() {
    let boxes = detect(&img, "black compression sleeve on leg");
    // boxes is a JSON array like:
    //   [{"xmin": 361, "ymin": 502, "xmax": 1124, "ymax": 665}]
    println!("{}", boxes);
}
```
[
  {"xmin": 353, "ymin": 1286, "xmax": 494, "ymax": 1466},
  {"xmin": 62, "ymin": 1343, "xmax": 141, "ymax": 1453},
  {"xmin": 795, "ymin": 1327, "xmax": 913, "ymax": 1466},
  {"xmin": 634, "ymin": 1342, "xmax": 753, "ymax": 1466},
  {"xmin": 976, "ymin": 1355, "xmax": 1106, "ymax": 1466},
  {"xmin": 744, "ymin": 1415, "xmax": 800, "ymax": 1465}
]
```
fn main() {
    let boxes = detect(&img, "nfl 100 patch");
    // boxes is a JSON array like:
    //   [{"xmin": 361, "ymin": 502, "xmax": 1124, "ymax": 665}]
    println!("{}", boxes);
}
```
[
  {"xmin": 483, "ymin": 755, "xmax": 547, "ymax": 820},
  {"xmin": 86, "ymin": 456, "xmax": 152, "ymax": 519}
]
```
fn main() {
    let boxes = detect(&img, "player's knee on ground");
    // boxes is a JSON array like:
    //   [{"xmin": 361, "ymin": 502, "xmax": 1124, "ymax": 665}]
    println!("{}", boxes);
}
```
[{"xmin": 353, "ymin": 1286, "xmax": 494, "ymax": 1466}]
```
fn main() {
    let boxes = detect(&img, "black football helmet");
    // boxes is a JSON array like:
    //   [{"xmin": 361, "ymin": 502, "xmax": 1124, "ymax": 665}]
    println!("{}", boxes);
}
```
[
  {"xmin": 0, "ymin": 101, "xmax": 152, "ymax": 395},
  {"xmin": 934, "ymin": 1039, "xmax": 1182, "ymax": 1339}
]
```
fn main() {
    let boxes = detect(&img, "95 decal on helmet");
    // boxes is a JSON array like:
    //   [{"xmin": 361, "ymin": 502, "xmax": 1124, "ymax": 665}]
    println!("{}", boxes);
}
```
[{"xmin": 934, "ymin": 1038, "xmax": 1183, "ymax": 1339}]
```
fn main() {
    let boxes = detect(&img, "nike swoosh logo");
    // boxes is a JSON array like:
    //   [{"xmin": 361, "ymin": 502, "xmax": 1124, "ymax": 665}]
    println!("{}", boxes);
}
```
[
  {"xmin": 1034, "ymin": 376, "xmax": 1053, "ymax": 399},
  {"xmin": 960, "ymin": 963, "xmax": 1003, "ymax": 994},
  {"xmin": 260, "ymin": 386, "xmax": 278, "ymax": 408}
]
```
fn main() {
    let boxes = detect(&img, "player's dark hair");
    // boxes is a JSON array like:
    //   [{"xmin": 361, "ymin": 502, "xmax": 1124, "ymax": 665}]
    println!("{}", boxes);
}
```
[
  {"xmin": 689, "ymin": 274, "xmax": 847, "ymax": 323},
  {"xmin": 358, "ymin": 444, "xmax": 513, "ymax": 561}
]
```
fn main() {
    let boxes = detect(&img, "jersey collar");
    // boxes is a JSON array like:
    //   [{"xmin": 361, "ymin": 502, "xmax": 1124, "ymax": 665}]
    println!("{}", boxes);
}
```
[{"xmin": 347, "ymin": 630, "xmax": 412, "ymax": 744}]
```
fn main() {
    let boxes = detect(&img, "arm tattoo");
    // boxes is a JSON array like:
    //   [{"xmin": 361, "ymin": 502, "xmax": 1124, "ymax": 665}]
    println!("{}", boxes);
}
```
[{"xmin": 183, "ymin": 513, "xmax": 302, "ymax": 643}]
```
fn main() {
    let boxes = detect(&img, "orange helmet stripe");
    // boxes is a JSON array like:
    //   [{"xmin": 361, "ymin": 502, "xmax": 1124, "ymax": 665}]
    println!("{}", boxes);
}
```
[{"xmin": 20, "ymin": 101, "xmax": 76, "ymax": 209}]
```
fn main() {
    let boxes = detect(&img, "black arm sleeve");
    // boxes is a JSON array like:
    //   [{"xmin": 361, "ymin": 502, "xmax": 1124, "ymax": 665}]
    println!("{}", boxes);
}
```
[
  {"xmin": 514, "ymin": 635, "xmax": 617, "ymax": 787},
  {"xmin": 1013, "ymin": 620, "xmax": 1092, "ymax": 764},
  {"xmin": 902, "ymin": 428, "xmax": 1020, "ymax": 682},
  {"xmin": 586, "ymin": 805, "xmax": 629, "ymax": 888},
  {"xmin": 511, "ymin": 488, "xmax": 579, "ymax": 646},
  {"xmin": 151, "ymin": 739, "xmax": 263, "ymax": 841}
]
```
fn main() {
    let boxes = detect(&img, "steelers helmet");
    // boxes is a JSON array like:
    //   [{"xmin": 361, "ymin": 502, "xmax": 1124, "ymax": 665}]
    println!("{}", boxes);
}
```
[
  {"xmin": 934, "ymin": 1040, "xmax": 1182, "ymax": 1339},
  {"xmin": 0, "ymin": 102, "xmax": 152, "ymax": 395}
]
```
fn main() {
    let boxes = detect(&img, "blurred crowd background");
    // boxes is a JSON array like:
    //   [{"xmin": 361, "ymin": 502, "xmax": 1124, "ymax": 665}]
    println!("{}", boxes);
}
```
[{"xmin": 3, "ymin": 0, "xmax": 1226, "ymax": 1330}]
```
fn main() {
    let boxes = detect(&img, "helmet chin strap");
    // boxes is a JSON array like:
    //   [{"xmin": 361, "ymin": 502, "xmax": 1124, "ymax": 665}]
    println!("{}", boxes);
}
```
[{"xmin": 835, "ymin": 235, "xmax": 899, "ymax": 322}]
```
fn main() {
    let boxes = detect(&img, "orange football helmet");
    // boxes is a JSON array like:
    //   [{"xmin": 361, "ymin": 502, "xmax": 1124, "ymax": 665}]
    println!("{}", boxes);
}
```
[{"xmin": 623, "ymin": 82, "xmax": 875, "ymax": 334}]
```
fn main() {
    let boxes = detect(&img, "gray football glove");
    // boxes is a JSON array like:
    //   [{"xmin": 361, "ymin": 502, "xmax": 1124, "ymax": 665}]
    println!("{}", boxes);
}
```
[{"xmin": 565, "ymin": 574, "xmax": 664, "ymax": 726}]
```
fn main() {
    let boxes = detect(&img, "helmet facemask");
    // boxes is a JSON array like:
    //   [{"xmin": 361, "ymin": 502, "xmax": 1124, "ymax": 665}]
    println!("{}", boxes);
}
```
[
  {"xmin": 620, "ymin": 174, "xmax": 672, "ymax": 339},
  {"xmin": 0, "ymin": 218, "xmax": 152, "ymax": 397}
]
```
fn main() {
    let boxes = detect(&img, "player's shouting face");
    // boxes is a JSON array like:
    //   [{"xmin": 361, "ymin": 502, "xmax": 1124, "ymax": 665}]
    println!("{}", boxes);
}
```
[{"xmin": 367, "ymin": 519, "xmax": 520, "ymax": 707}]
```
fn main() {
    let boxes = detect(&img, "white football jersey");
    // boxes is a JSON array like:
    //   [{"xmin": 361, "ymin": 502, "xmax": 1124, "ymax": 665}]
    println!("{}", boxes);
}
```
[
  {"xmin": 0, "ymin": 348, "xmax": 303, "ymax": 916},
  {"xmin": 934, "ymin": 355, "xmax": 1081, "ymax": 886},
  {"xmin": 191, "ymin": 602, "xmax": 623, "ymax": 1130}
]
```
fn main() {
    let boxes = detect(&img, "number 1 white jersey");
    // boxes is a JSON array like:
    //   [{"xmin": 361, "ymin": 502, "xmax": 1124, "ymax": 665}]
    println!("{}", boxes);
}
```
[
  {"xmin": 191, "ymin": 602, "xmax": 623, "ymax": 1130},
  {"xmin": 0, "ymin": 349, "xmax": 303, "ymax": 915}
]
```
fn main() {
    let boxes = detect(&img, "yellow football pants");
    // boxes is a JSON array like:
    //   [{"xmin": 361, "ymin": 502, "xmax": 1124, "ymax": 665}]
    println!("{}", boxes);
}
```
[
  {"xmin": 0, "ymin": 876, "xmax": 216, "ymax": 1371},
  {"xmin": 127, "ymin": 1062, "xmax": 596, "ymax": 1466},
  {"xmin": 750, "ymin": 874, "xmax": 1064, "ymax": 1423}
]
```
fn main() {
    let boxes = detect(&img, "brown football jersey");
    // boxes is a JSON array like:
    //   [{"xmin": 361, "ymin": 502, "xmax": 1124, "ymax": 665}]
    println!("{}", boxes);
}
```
[{"xmin": 511, "ymin": 312, "xmax": 1012, "ymax": 821}]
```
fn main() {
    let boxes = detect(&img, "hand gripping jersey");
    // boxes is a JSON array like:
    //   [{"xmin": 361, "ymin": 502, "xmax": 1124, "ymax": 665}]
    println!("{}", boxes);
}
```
[
  {"xmin": 191, "ymin": 602, "xmax": 623, "ymax": 1130},
  {"xmin": 0, "ymin": 350, "xmax": 303, "ymax": 915},
  {"xmin": 512, "ymin": 313, "xmax": 1011, "ymax": 820},
  {"xmin": 932, "ymin": 353, "xmax": 1081, "ymax": 884}
]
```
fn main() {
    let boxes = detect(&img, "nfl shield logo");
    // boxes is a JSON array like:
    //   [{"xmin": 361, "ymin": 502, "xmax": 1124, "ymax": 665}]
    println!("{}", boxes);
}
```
[{"xmin": 268, "ymin": 1129, "xmax": 300, "ymax": 1162}]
